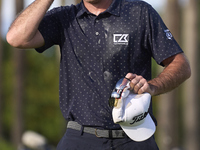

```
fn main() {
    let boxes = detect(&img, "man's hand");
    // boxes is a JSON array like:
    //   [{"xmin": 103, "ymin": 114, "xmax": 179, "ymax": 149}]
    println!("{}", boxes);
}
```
[{"xmin": 125, "ymin": 73, "xmax": 155, "ymax": 95}]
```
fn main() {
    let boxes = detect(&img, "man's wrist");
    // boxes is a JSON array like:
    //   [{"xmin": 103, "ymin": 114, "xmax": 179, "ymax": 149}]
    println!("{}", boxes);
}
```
[{"xmin": 148, "ymin": 82, "xmax": 159, "ymax": 96}]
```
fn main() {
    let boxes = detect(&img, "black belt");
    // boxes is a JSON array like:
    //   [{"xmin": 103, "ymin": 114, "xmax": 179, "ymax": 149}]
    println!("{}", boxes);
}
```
[{"xmin": 67, "ymin": 121, "xmax": 125, "ymax": 139}]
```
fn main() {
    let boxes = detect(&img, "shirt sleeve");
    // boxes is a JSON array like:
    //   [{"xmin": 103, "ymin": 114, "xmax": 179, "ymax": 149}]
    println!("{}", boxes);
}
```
[
  {"xmin": 35, "ymin": 7, "xmax": 63, "ymax": 53},
  {"xmin": 142, "ymin": 4, "xmax": 183, "ymax": 66}
]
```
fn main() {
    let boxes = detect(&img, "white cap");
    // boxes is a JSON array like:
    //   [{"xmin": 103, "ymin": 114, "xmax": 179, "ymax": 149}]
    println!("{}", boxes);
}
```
[{"xmin": 112, "ymin": 93, "xmax": 156, "ymax": 142}]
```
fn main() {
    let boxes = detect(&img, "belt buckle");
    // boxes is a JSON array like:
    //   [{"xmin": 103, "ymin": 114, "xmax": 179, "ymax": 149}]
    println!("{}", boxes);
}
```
[
  {"xmin": 95, "ymin": 129, "xmax": 125, "ymax": 138},
  {"xmin": 95, "ymin": 129, "xmax": 102, "ymax": 138},
  {"xmin": 95, "ymin": 129, "xmax": 113, "ymax": 138}
]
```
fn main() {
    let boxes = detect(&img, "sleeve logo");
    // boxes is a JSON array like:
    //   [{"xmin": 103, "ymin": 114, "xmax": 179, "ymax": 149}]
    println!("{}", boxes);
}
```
[{"xmin": 164, "ymin": 29, "xmax": 173, "ymax": 40}]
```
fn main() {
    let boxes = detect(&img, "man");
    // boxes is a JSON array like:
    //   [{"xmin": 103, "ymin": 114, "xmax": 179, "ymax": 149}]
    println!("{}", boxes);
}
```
[{"xmin": 7, "ymin": 0, "xmax": 191, "ymax": 149}]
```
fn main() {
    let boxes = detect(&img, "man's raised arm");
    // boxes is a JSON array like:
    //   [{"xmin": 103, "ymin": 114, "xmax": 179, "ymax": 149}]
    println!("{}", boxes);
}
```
[{"xmin": 6, "ymin": 0, "xmax": 54, "ymax": 49}]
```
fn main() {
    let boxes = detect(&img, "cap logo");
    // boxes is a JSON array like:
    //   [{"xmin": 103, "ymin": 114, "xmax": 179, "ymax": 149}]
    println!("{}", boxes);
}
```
[{"xmin": 130, "ymin": 112, "xmax": 148, "ymax": 125}]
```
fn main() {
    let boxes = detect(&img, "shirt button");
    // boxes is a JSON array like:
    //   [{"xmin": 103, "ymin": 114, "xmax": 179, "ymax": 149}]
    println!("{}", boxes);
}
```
[{"xmin": 95, "ymin": 32, "xmax": 99, "ymax": 35}]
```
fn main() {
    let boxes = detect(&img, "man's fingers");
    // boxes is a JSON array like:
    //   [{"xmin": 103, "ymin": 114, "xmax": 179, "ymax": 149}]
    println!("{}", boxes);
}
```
[
  {"xmin": 125, "ymin": 73, "xmax": 150, "ymax": 94},
  {"xmin": 133, "ymin": 79, "xmax": 145, "ymax": 93},
  {"xmin": 138, "ymin": 82, "xmax": 149, "ymax": 94},
  {"xmin": 130, "ymin": 78, "xmax": 139, "ymax": 88},
  {"xmin": 125, "ymin": 73, "xmax": 136, "ymax": 80}
]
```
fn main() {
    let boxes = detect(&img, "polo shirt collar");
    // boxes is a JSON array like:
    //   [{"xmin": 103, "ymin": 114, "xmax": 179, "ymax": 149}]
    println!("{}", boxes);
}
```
[
  {"xmin": 76, "ymin": 0, "xmax": 121, "ymax": 18},
  {"xmin": 107, "ymin": 0, "xmax": 121, "ymax": 16}
]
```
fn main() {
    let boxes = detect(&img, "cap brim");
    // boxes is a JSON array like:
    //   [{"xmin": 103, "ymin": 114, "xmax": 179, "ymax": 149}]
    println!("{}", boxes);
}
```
[{"xmin": 119, "ymin": 114, "xmax": 156, "ymax": 142}]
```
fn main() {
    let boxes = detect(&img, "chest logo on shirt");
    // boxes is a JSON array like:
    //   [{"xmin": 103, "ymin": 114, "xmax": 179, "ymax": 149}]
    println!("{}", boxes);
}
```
[{"xmin": 113, "ymin": 34, "xmax": 129, "ymax": 45}]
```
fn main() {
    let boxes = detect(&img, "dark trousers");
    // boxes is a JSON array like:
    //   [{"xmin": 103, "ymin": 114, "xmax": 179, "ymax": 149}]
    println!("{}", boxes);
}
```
[{"xmin": 57, "ymin": 128, "xmax": 159, "ymax": 150}]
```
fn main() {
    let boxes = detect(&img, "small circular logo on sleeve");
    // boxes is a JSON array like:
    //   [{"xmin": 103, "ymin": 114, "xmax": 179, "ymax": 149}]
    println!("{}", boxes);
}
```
[{"xmin": 164, "ymin": 29, "xmax": 173, "ymax": 40}]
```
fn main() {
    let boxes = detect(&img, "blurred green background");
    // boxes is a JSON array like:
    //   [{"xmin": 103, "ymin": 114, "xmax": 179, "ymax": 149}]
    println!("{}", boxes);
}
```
[{"xmin": 0, "ymin": 0, "xmax": 200, "ymax": 150}]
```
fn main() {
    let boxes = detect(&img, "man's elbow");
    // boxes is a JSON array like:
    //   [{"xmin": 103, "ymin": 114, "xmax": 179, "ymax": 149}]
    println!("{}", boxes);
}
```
[
  {"xmin": 6, "ymin": 31, "xmax": 24, "ymax": 48},
  {"xmin": 7, "ymin": 30, "xmax": 44, "ymax": 49},
  {"xmin": 185, "ymin": 63, "xmax": 191, "ymax": 80},
  {"xmin": 182, "ymin": 56, "xmax": 191, "ymax": 82},
  {"xmin": 178, "ymin": 53, "xmax": 191, "ymax": 82}
]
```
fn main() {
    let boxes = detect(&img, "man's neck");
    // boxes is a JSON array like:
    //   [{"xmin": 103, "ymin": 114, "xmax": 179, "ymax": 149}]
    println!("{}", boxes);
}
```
[{"xmin": 83, "ymin": 0, "xmax": 113, "ymax": 16}]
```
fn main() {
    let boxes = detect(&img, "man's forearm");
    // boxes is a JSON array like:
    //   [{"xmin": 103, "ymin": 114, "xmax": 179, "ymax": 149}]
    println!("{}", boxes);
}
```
[
  {"xmin": 148, "ymin": 53, "xmax": 191, "ymax": 96},
  {"xmin": 6, "ymin": 0, "xmax": 54, "ymax": 48}
]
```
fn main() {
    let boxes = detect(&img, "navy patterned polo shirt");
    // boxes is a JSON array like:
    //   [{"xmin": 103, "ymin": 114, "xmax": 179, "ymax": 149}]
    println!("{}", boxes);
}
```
[{"xmin": 36, "ymin": 0, "xmax": 183, "ymax": 129}]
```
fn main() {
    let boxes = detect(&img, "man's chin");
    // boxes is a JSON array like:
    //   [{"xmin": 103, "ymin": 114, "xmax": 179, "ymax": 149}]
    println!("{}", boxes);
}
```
[{"xmin": 83, "ymin": 0, "xmax": 102, "ymax": 5}]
